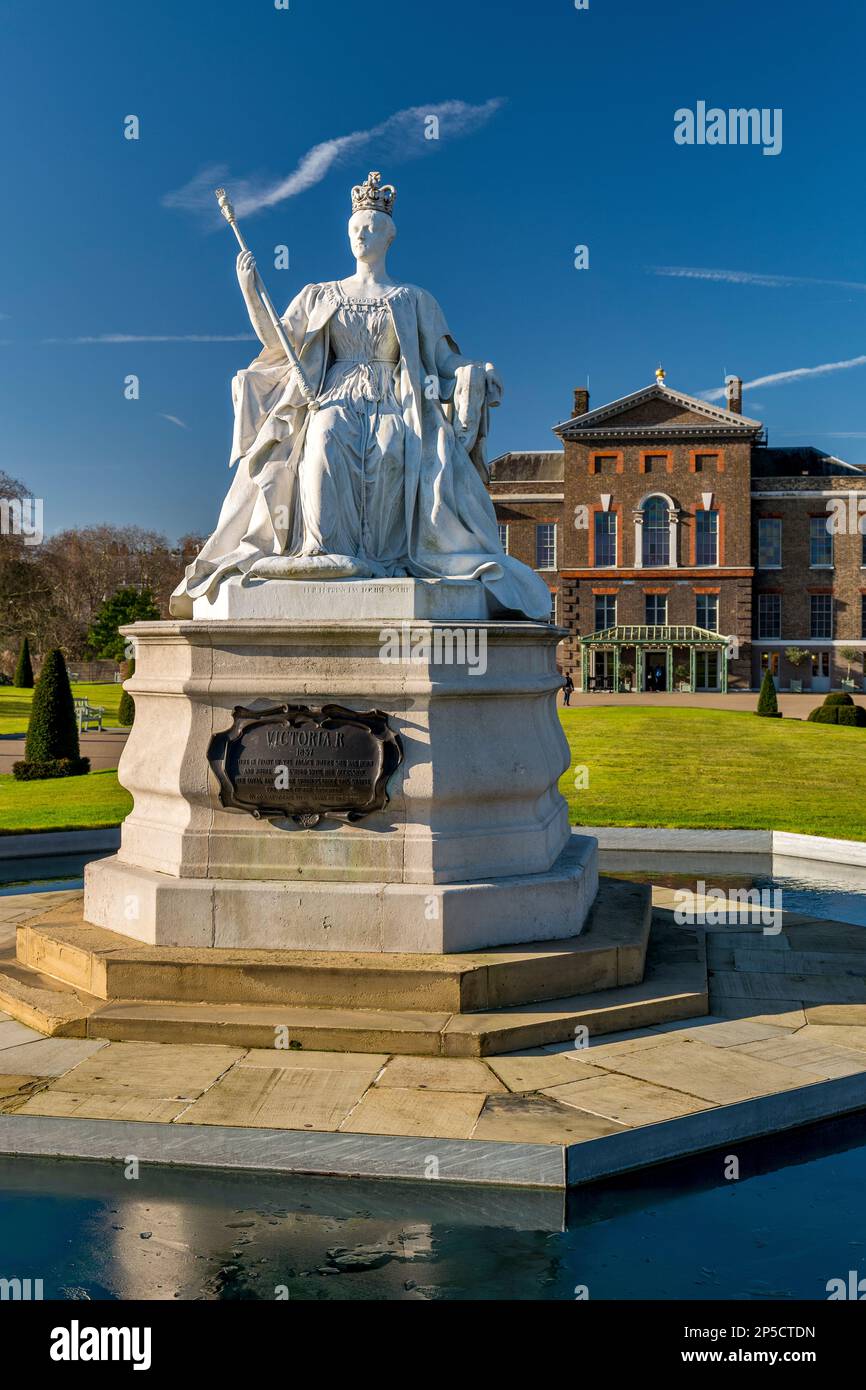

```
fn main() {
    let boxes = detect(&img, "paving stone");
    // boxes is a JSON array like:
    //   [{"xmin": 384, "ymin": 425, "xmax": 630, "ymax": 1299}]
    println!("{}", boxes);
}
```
[
  {"xmin": 472, "ymin": 1093, "xmax": 626, "ymax": 1145},
  {"xmin": 50, "ymin": 1041, "xmax": 244, "ymax": 1100},
  {"xmin": 582, "ymin": 1031, "xmax": 679, "ymax": 1062},
  {"xmin": 375, "ymin": 1057, "xmax": 506, "ymax": 1093},
  {"xmin": 542, "ymin": 1020, "xmax": 689, "ymax": 1056},
  {"xmin": 339, "ymin": 1086, "xmax": 485, "ymax": 1139},
  {"xmin": 679, "ymin": 1018, "xmax": 797, "ymax": 1047},
  {"xmin": 806, "ymin": 1005, "xmax": 866, "ymax": 1028},
  {"xmin": 485, "ymin": 1052, "xmax": 607, "ymax": 1093},
  {"xmin": 177, "ymin": 1061, "xmax": 377, "ymax": 1131},
  {"xmin": 0, "ymin": 1037, "xmax": 108, "ymax": 1077},
  {"xmin": 542, "ymin": 1073, "xmax": 713, "ymax": 1126},
  {"xmin": 17, "ymin": 1091, "xmax": 187, "ymax": 1123},
  {"xmin": 0, "ymin": 893, "xmax": 77, "ymax": 924},
  {"xmin": 731, "ymin": 1036, "xmax": 866, "ymax": 1080},
  {"xmin": 799, "ymin": 1022, "xmax": 866, "ymax": 1053},
  {"xmin": 711, "ymin": 999, "xmax": 807, "ymax": 1028},
  {"xmin": 238, "ymin": 1048, "xmax": 388, "ymax": 1074},
  {"xmin": 0, "ymin": 1019, "xmax": 45, "ymax": 1049},
  {"xmin": 594, "ymin": 1037, "xmax": 825, "ymax": 1104},
  {"xmin": 0, "ymin": 1075, "xmax": 49, "ymax": 1112}
]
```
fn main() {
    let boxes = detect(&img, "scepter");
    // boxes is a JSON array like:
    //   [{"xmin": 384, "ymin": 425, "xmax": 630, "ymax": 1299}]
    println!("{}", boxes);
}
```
[{"xmin": 215, "ymin": 188, "xmax": 319, "ymax": 411}]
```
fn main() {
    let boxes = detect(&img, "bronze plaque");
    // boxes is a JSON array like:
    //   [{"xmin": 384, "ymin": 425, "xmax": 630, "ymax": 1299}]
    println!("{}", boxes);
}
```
[{"xmin": 207, "ymin": 703, "xmax": 403, "ymax": 827}]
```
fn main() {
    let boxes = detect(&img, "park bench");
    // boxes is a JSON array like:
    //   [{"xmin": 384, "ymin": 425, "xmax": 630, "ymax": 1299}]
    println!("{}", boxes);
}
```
[{"xmin": 73, "ymin": 698, "xmax": 105, "ymax": 733}]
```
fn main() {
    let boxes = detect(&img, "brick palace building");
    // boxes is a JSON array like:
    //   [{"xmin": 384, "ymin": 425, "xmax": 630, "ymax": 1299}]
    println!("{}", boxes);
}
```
[{"xmin": 489, "ymin": 370, "xmax": 866, "ymax": 693}]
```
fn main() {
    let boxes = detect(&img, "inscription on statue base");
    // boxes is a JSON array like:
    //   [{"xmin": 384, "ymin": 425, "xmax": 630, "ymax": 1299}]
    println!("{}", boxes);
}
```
[{"xmin": 208, "ymin": 703, "xmax": 403, "ymax": 826}]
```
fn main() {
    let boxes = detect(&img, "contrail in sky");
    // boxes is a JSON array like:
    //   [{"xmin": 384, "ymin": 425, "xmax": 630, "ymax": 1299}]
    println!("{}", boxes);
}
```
[
  {"xmin": 44, "ymin": 334, "xmax": 257, "ymax": 344},
  {"xmin": 702, "ymin": 354, "xmax": 866, "ymax": 400},
  {"xmin": 651, "ymin": 265, "xmax": 866, "ymax": 293},
  {"xmin": 163, "ymin": 99, "xmax": 505, "ymax": 221}
]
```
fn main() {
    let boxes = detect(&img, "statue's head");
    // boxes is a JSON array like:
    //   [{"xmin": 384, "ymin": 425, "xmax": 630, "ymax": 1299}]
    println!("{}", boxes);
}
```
[
  {"xmin": 348, "ymin": 208, "xmax": 396, "ymax": 261},
  {"xmin": 348, "ymin": 172, "xmax": 396, "ymax": 261}
]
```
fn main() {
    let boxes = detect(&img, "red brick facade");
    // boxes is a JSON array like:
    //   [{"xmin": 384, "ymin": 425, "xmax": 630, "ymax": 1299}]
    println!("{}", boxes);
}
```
[{"xmin": 489, "ymin": 378, "xmax": 866, "ymax": 692}]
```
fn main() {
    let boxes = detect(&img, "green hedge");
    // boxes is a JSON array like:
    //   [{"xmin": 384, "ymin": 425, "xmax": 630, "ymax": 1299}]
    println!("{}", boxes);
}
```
[
  {"xmin": 13, "ymin": 756, "xmax": 91, "ymax": 780},
  {"xmin": 807, "ymin": 693, "xmax": 866, "ymax": 726}
]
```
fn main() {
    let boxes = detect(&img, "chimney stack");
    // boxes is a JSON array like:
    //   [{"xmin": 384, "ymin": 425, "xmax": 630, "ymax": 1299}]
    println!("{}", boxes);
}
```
[
  {"xmin": 573, "ymin": 387, "xmax": 590, "ymax": 417},
  {"xmin": 725, "ymin": 374, "xmax": 743, "ymax": 415}
]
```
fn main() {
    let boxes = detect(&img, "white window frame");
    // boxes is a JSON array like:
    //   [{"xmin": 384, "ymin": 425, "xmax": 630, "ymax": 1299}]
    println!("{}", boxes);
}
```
[
  {"xmin": 535, "ymin": 523, "xmax": 557, "ymax": 571},
  {"xmin": 594, "ymin": 594, "xmax": 617, "ymax": 630},
  {"xmin": 757, "ymin": 593, "xmax": 781, "ymax": 640},
  {"xmin": 809, "ymin": 516, "xmax": 834, "ymax": 569},
  {"xmin": 696, "ymin": 593, "xmax": 719, "ymax": 632}
]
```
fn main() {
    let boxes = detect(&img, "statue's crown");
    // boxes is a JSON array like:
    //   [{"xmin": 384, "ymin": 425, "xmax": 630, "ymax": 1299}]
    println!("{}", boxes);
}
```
[{"xmin": 351, "ymin": 171, "xmax": 396, "ymax": 218}]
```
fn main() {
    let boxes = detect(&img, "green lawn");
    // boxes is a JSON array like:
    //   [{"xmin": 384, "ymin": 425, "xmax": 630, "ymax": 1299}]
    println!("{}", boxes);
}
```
[
  {"xmin": 0, "ymin": 682, "xmax": 124, "ymax": 736},
  {"xmin": 1, "ymin": 705, "xmax": 863, "ymax": 841},
  {"xmin": 0, "ymin": 767, "xmax": 132, "ymax": 828},
  {"xmin": 560, "ymin": 706, "xmax": 866, "ymax": 840},
  {"xmin": 0, "ymin": 769, "xmax": 132, "ymax": 833}
]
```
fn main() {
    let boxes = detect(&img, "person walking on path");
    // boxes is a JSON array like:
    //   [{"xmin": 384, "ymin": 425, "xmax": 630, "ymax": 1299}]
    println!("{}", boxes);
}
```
[{"xmin": 562, "ymin": 672, "xmax": 574, "ymax": 706}]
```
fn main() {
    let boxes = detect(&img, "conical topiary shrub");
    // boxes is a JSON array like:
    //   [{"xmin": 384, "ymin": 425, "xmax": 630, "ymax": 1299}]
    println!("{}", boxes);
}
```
[
  {"xmin": 756, "ymin": 668, "xmax": 781, "ymax": 717},
  {"xmin": 118, "ymin": 658, "xmax": 135, "ymax": 727},
  {"xmin": 13, "ymin": 636, "xmax": 33, "ymax": 688},
  {"xmin": 13, "ymin": 648, "xmax": 90, "ymax": 780}
]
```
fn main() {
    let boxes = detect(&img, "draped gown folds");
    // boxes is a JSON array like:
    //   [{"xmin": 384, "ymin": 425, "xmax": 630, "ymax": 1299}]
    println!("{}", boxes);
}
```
[{"xmin": 170, "ymin": 281, "xmax": 552, "ymax": 621}]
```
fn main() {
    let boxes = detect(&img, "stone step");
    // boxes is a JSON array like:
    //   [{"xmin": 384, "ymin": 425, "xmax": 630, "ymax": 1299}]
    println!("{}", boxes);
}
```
[
  {"xmin": 18, "ymin": 880, "xmax": 652, "ymax": 1014},
  {"xmin": 80, "ymin": 950, "xmax": 707, "ymax": 1057},
  {"xmin": 0, "ymin": 955, "xmax": 98, "ymax": 1039},
  {"xmin": 733, "ymin": 949, "xmax": 866, "ymax": 978},
  {"xmin": 708, "ymin": 967, "xmax": 866, "ymax": 1005},
  {"xmin": 707, "ymin": 944, "xmax": 866, "ymax": 973}
]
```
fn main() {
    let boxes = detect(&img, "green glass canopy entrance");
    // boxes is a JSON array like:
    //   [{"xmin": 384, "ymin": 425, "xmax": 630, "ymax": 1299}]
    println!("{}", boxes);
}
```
[{"xmin": 578, "ymin": 624, "xmax": 730, "ymax": 693}]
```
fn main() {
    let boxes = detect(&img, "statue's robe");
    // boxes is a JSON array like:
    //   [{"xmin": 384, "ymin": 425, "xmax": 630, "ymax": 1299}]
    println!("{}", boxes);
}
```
[{"xmin": 170, "ymin": 281, "xmax": 552, "ymax": 621}]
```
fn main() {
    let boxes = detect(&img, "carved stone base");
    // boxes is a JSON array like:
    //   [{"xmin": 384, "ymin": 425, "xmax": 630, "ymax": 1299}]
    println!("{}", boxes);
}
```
[
  {"xmin": 193, "ymin": 575, "xmax": 493, "ymax": 622},
  {"xmin": 87, "ymin": 592, "xmax": 583, "ymax": 953},
  {"xmin": 84, "ymin": 836, "xmax": 597, "ymax": 953}
]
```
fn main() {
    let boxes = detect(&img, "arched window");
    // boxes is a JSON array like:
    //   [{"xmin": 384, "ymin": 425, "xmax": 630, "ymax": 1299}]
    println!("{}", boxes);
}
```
[{"xmin": 642, "ymin": 496, "xmax": 670, "ymax": 566}]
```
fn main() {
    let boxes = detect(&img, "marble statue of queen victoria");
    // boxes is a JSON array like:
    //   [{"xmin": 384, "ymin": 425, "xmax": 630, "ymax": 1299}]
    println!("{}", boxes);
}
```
[{"xmin": 170, "ymin": 172, "xmax": 551, "ymax": 621}]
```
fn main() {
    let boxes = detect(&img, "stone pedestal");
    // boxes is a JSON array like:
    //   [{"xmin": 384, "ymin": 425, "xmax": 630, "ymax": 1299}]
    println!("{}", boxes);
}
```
[{"xmin": 84, "ymin": 579, "xmax": 596, "ymax": 953}]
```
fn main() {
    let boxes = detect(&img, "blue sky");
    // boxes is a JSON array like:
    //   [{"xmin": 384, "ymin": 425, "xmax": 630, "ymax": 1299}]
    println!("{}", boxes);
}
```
[{"xmin": 2, "ymin": 0, "xmax": 864, "ymax": 540}]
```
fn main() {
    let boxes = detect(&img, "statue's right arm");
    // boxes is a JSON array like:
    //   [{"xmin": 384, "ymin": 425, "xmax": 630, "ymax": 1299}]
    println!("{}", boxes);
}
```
[{"xmin": 236, "ymin": 250, "xmax": 282, "ymax": 352}]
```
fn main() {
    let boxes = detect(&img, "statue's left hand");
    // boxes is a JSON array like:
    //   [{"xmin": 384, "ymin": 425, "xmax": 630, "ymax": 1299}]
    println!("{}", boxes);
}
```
[{"xmin": 485, "ymin": 362, "xmax": 503, "ymax": 405}]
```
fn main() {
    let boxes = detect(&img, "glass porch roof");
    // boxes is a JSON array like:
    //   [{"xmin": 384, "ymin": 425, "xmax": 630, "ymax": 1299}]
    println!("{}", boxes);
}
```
[{"xmin": 580, "ymin": 624, "xmax": 729, "ymax": 646}]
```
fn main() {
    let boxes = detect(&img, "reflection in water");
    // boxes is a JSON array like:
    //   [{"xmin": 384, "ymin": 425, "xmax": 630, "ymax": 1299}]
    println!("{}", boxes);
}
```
[
  {"xmin": 600, "ymin": 851, "xmax": 866, "ymax": 926},
  {"xmin": 0, "ymin": 851, "xmax": 112, "ymax": 895},
  {"xmin": 3, "ymin": 1113, "xmax": 866, "ymax": 1300}
]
